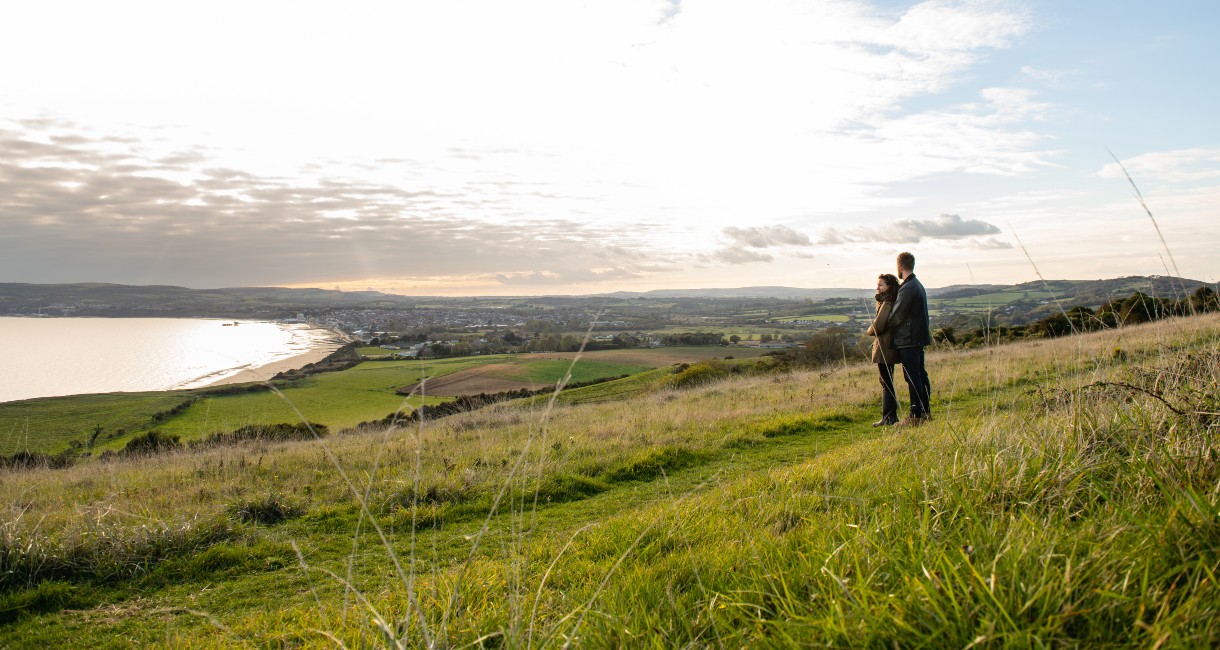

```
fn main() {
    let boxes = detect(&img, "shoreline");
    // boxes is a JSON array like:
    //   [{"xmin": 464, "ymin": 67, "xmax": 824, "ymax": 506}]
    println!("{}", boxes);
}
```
[{"xmin": 201, "ymin": 326, "xmax": 349, "ymax": 388}]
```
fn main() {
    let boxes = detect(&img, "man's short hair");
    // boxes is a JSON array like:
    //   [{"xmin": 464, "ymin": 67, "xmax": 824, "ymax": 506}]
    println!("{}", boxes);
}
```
[{"xmin": 897, "ymin": 251, "xmax": 915, "ymax": 272}]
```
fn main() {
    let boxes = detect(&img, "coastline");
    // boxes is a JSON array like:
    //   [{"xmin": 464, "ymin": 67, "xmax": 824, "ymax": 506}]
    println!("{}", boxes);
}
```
[{"xmin": 202, "ymin": 326, "xmax": 349, "ymax": 388}]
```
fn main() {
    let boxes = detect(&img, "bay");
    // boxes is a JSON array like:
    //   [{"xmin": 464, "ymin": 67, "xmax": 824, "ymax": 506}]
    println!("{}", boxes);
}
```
[{"xmin": 0, "ymin": 317, "xmax": 342, "ymax": 403}]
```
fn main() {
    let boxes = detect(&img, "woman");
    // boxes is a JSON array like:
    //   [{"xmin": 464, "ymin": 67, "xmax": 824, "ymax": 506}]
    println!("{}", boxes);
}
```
[{"xmin": 867, "ymin": 273, "xmax": 901, "ymax": 426}]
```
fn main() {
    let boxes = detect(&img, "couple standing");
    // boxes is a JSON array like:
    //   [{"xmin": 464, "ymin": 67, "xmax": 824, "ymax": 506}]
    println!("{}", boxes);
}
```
[{"xmin": 867, "ymin": 251, "xmax": 932, "ymax": 427}]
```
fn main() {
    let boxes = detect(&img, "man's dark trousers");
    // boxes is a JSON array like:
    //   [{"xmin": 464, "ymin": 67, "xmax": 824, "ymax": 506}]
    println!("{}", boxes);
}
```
[{"xmin": 897, "ymin": 347, "xmax": 931, "ymax": 418}]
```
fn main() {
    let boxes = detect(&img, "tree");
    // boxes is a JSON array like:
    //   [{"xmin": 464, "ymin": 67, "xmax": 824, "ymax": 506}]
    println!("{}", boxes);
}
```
[
  {"xmin": 1189, "ymin": 286, "xmax": 1220, "ymax": 313},
  {"xmin": 729, "ymin": 334, "xmax": 741, "ymax": 344},
  {"xmin": 88, "ymin": 424, "xmax": 104, "ymax": 449},
  {"xmin": 792, "ymin": 326, "xmax": 860, "ymax": 366},
  {"xmin": 430, "ymin": 343, "xmax": 452, "ymax": 357}
]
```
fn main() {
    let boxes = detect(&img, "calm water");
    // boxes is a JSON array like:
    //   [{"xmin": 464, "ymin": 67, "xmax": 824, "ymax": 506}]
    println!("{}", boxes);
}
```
[{"xmin": 0, "ymin": 317, "xmax": 340, "ymax": 403}]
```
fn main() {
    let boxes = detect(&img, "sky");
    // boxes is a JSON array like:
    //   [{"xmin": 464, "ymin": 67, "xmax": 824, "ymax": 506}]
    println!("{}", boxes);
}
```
[{"xmin": 1, "ymin": 0, "xmax": 1217, "ymax": 295}]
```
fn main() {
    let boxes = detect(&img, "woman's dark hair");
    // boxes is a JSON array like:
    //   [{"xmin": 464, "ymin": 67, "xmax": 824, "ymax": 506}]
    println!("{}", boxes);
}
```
[{"xmin": 878, "ymin": 273, "xmax": 899, "ymax": 302}]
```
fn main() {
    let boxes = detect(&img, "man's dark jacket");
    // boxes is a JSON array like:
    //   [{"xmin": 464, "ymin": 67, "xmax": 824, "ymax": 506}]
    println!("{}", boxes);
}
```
[{"xmin": 888, "ymin": 273, "xmax": 932, "ymax": 348}]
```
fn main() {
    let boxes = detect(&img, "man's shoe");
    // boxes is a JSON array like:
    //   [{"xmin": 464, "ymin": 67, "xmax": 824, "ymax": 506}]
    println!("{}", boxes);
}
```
[
  {"xmin": 872, "ymin": 418, "xmax": 897, "ymax": 427},
  {"xmin": 897, "ymin": 414, "xmax": 929, "ymax": 428}
]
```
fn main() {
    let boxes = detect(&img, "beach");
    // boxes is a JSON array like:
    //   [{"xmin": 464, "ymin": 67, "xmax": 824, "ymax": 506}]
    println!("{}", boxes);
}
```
[{"xmin": 203, "ymin": 327, "xmax": 347, "ymax": 387}]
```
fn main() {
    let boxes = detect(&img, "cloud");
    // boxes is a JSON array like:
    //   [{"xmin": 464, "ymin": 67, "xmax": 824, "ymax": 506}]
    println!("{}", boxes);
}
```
[
  {"xmin": 0, "ymin": 0, "xmax": 1050, "ymax": 224},
  {"xmin": 0, "ymin": 1, "xmax": 1085, "ymax": 292},
  {"xmin": 1099, "ymin": 148, "xmax": 1220, "ymax": 184},
  {"xmin": 0, "ymin": 122, "xmax": 667, "ymax": 290},
  {"xmin": 1019, "ymin": 65, "xmax": 1074, "ymax": 88},
  {"xmin": 704, "ymin": 248, "xmax": 774, "ymax": 265},
  {"xmin": 820, "ymin": 213, "xmax": 1009, "ymax": 248},
  {"xmin": 722, "ymin": 225, "xmax": 812, "ymax": 248},
  {"xmin": 698, "ymin": 224, "xmax": 814, "ymax": 266}
]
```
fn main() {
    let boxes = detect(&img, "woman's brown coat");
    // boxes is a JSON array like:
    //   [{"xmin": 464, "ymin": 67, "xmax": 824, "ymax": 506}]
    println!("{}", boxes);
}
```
[{"xmin": 868, "ymin": 300, "xmax": 900, "ymax": 364}]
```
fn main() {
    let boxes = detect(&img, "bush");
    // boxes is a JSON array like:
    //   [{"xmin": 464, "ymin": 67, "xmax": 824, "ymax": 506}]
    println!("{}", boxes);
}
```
[
  {"xmin": 191, "ymin": 422, "xmax": 328, "ymax": 447},
  {"xmin": 0, "ymin": 451, "xmax": 76, "ymax": 472},
  {"xmin": 120, "ymin": 430, "xmax": 181, "ymax": 456},
  {"xmin": 663, "ymin": 362, "xmax": 730, "ymax": 389},
  {"xmin": 786, "ymin": 326, "xmax": 863, "ymax": 367}
]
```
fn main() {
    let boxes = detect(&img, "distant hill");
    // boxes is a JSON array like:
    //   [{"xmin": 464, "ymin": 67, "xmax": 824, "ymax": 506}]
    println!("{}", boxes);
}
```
[
  {"xmin": 933, "ymin": 276, "xmax": 1207, "ymax": 303},
  {"xmin": 1, "ymin": 277, "xmax": 1210, "ymax": 319},
  {"xmin": 929, "ymin": 276, "xmax": 1213, "ymax": 327},
  {"xmin": 598, "ymin": 286, "xmax": 861, "ymax": 299},
  {"xmin": 0, "ymin": 283, "xmax": 411, "ymax": 317}
]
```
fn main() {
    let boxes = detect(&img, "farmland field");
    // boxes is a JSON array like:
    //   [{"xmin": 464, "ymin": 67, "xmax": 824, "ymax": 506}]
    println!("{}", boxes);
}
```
[
  {"xmin": 772, "ymin": 313, "xmax": 851, "ymax": 322},
  {"xmin": 1, "ymin": 346, "xmax": 759, "ymax": 453}
]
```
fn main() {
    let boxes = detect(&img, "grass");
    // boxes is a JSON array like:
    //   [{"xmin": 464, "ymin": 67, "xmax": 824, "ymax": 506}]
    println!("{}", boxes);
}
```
[
  {"xmin": 0, "ymin": 392, "xmax": 195, "ymax": 455},
  {"xmin": 1, "ymin": 314, "xmax": 1218, "ymax": 646},
  {"xmin": 357, "ymin": 346, "xmax": 397, "ymax": 357},
  {"xmin": 938, "ymin": 288, "xmax": 1059, "ymax": 305},
  {"xmin": 497, "ymin": 359, "xmax": 648, "ymax": 385}
]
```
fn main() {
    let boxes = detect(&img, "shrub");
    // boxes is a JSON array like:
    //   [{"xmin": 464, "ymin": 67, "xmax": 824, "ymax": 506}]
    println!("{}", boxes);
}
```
[
  {"xmin": 120, "ymin": 430, "xmax": 181, "ymax": 456},
  {"xmin": 191, "ymin": 422, "xmax": 328, "ymax": 447},
  {"xmin": 663, "ymin": 362, "xmax": 729, "ymax": 389},
  {"xmin": 0, "ymin": 451, "xmax": 75, "ymax": 472}
]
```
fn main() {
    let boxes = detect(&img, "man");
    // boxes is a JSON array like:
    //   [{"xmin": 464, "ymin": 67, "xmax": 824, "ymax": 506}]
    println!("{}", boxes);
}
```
[{"xmin": 887, "ymin": 251, "xmax": 932, "ymax": 425}]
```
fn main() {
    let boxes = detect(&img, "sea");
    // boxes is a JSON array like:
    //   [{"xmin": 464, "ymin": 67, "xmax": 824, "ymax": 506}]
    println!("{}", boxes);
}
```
[{"xmin": 0, "ymin": 317, "xmax": 342, "ymax": 403}]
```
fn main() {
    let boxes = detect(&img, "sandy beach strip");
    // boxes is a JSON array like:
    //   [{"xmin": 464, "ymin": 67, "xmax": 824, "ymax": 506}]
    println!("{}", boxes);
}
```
[{"xmin": 204, "ymin": 328, "xmax": 348, "ymax": 387}]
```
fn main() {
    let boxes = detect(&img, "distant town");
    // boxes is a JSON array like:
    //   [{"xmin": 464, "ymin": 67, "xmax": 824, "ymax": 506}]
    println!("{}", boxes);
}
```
[{"xmin": 2, "ymin": 276, "xmax": 1210, "ymax": 356}]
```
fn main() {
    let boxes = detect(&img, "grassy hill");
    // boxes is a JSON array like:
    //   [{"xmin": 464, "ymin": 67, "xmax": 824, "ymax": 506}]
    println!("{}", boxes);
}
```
[
  {"xmin": 931, "ymin": 275, "xmax": 1210, "ymax": 325},
  {"xmin": 1, "ymin": 314, "xmax": 1217, "ymax": 646}
]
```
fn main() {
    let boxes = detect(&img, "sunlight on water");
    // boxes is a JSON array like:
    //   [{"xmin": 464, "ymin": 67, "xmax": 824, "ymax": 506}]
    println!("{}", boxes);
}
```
[{"xmin": 0, "ymin": 317, "xmax": 337, "ymax": 403}]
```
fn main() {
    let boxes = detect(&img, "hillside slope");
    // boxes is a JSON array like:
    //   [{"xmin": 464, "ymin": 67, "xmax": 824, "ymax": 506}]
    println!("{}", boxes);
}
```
[{"xmin": 2, "ymin": 315, "xmax": 1217, "ymax": 647}]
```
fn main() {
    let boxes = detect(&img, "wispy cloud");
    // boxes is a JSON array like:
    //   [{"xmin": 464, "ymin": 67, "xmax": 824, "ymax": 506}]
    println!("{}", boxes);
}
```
[
  {"xmin": 0, "ymin": 121, "xmax": 666, "ymax": 289},
  {"xmin": 704, "ymin": 248, "xmax": 774, "ymax": 265},
  {"xmin": 722, "ymin": 225, "xmax": 812, "ymax": 248},
  {"xmin": 697, "ymin": 225, "xmax": 813, "ymax": 266},
  {"xmin": 1099, "ymin": 148, "xmax": 1220, "ymax": 184},
  {"xmin": 10, "ymin": 1, "xmax": 1151, "ymax": 292},
  {"xmin": 820, "ymin": 213, "xmax": 1010, "ymax": 249}
]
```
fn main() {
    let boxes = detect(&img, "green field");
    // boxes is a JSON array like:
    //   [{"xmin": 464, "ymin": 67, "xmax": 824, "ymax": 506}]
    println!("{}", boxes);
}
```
[
  {"xmin": 935, "ymin": 288, "xmax": 1065, "ymax": 308},
  {"xmin": 0, "ymin": 392, "xmax": 193, "ymax": 455},
  {"xmin": 356, "ymin": 346, "xmax": 397, "ymax": 357},
  {"xmin": 1, "ymin": 349, "xmax": 724, "ymax": 454},
  {"xmin": 771, "ymin": 313, "xmax": 851, "ymax": 323},
  {"xmin": 647, "ymin": 326, "xmax": 805, "ymax": 339}
]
